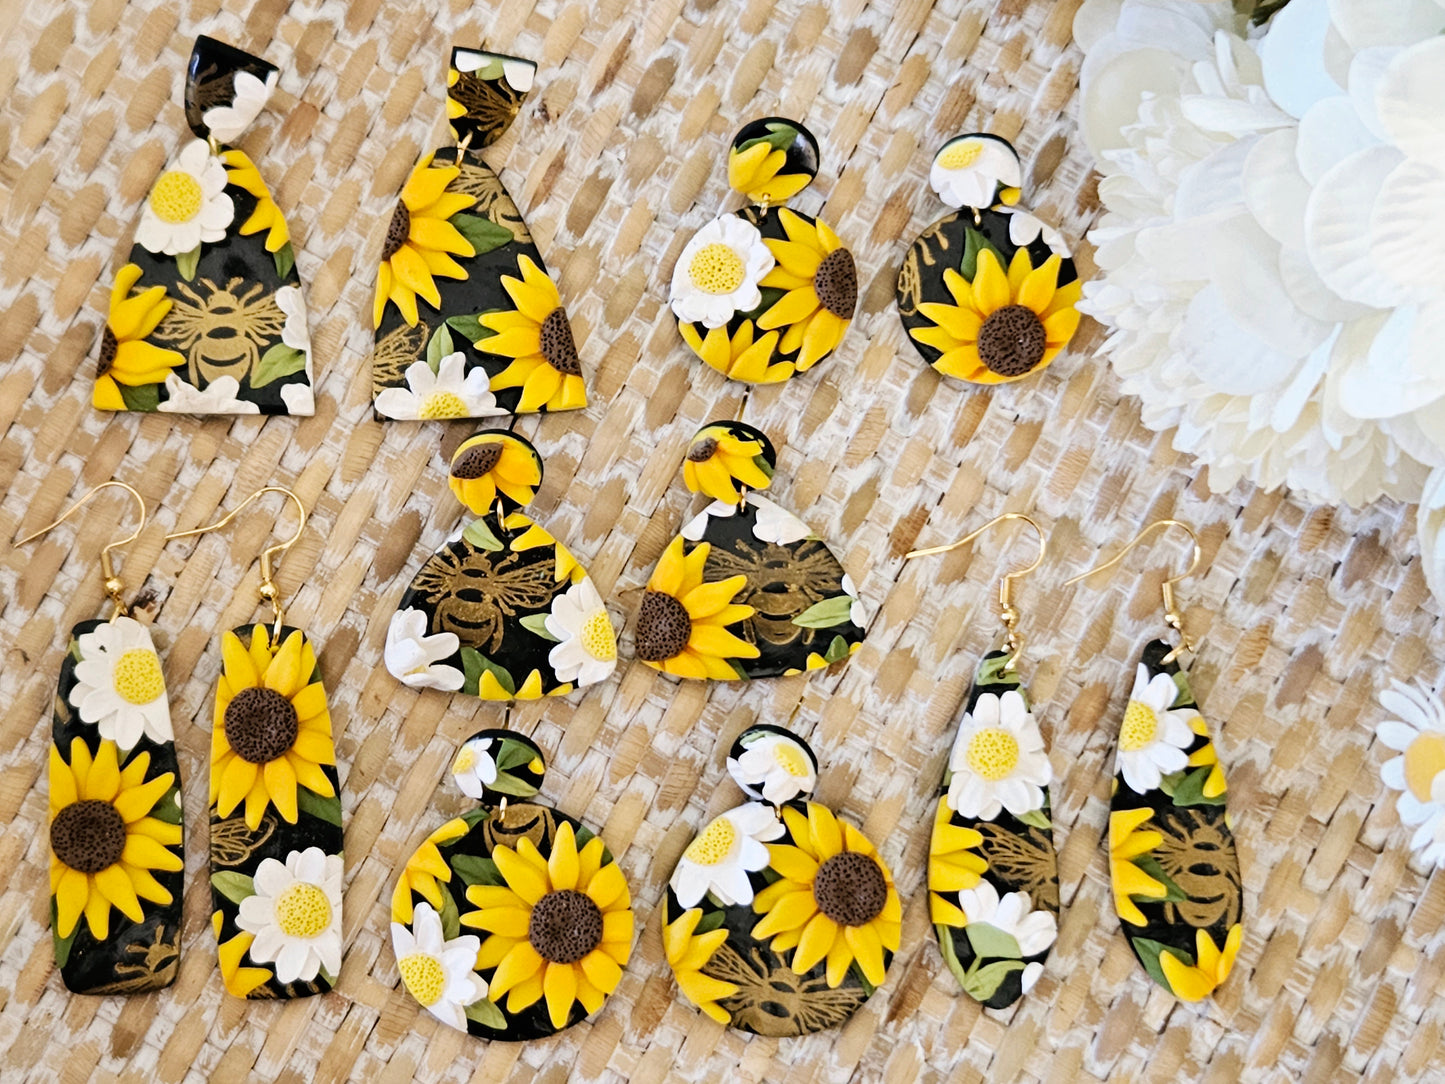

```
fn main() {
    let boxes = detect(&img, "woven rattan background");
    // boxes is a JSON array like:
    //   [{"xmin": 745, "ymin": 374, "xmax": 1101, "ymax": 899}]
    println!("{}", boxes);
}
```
[{"xmin": 1, "ymin": 0, "xmax": 1442, "ymax": 1081}]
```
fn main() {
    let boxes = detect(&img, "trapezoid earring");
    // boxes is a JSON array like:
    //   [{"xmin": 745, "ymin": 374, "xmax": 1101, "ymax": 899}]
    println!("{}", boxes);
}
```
[
  {"xmin": 164, "ymin": 487, "xmax": 343, "ymax": 999},
  {"xmin": 18, "ymin": 482, "xmax": 184, "ymax": 994},
  {"xmin": 663, "ymin": 724, "xmax": 900, "ymax": 1034},
  {"xmin": 385, "ymin": 431, "xmax": 618, "ymax": 699},
  {"xmin": 670, "ymin": 118, "xmax": 857, "ymax": 384},
  {"xmin": 96, "ymin": 36, "xmax": 313, "ymax": 415},
  {"xmin": 633, "ymin": 422, "xmax": 866, "ymax": 680},
  {"xmin": 1065, "ymin": 519, "xmax": 1243, "ymax": 1003},
  {"xmin": 906, "ymin": 514, "xmax": 1060, "ymax": 1007},
  {"xmin": 373, "ymin": 47, "xmax": 588, "ymax": 419},
  {"xmin": 896, "ymin": 133, "xmax": 1082, "ymax": 385},
  {"xmin": 391, "ymin": 728, "xmax": 635, "ymax": 1037}
]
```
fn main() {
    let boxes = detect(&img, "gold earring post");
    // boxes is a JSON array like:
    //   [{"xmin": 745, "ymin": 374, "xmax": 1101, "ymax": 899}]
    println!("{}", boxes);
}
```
[{"xmin": 16, "ymin": 480, "xmax": 147, "ymax": 620}]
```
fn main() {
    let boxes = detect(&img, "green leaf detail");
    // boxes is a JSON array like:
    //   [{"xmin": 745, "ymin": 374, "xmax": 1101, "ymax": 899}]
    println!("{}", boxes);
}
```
[
  {"xmin": 51, "ymin": 898, "xmax": 79, "ymax": 967},
  {"xmin": 272, "ymin": 241, "xmax": 295, "ymax": 281},
  {"xmin": 1017, "ymin": 807, "xmax": 1052, "ymax": 830},
  {"xmin": 1170, "ymin": 765, "xmax": 1227, "ymax": 807},
  {"xmin": 296, "ymin": 785, "xmax": 343, "ymax": 827},
  {"xmin": 958, "ymin": 228, "xmax": 1006, "ymax": 282},
  {"xmin": 425, "ymin": 322, "xmax": 455, "ymax": 370},
  {"xmin": 738, "ymin": 122, "xmax": 800, "ymax": 155},
  {"xmin": 1131, "ymin": 854, "xmax": 1188, "ymax": 903},
  {"xmin": 520, "ymin": 613, "xmax": 560, "ymax": 641},
  {"xmin": 962, "ymin": 958, "xmax": 1027, "ymax": 1001},
  {"xmin": 439, "ymin": 888, "xmax": 461, "ymax": 939},
  {"xmin": 486, "ymin": 772, "xmax": 540, "ymax": 797},
  {"xmin": 496, "ymin": 739, "xmax": 538, "ymax": 771},
  {"xmin": 176, "ymin": 245, "xmax": 201, "ymax": 281},
  {"xmin": 964, "ymin": 921, "xmax": 1023, "ymax": 961},
  {"xmin": 459, "ymin": 650, "xmax": 514, "ymax": 697},
  {"xmin": 446, "ymin": 313, "xmax": 488, "ymax": 342},
  {"xmin": 118, "ymin": 381, "xmax": 161, "ymax": 412},
  {"xmin": 792, "ymin": 595, "xmax": 854, "ymax": 629},
  {"xmin": 1131, "ymin": 936, "xmax": 1194, "ymax": 993},
  {"xmin": 935, "ymin": 924, "xmax": 973, "ymax": 991},
  {"xmin": 252, "ymin": 343, "xmax": 307, "ymax": 389},
  {"xmin": 1171, "ymin": 670, "xmax": 1195, "ymax": 709},
  {"xmin": 149, "ymin": 785, "xmax": 184, "ymax": 825},
  {"xmin": 211, "ymin": 870, "xmax": 256, "ymax": 904},
  {"xmin": 693, "ymin": 907, "xmax": 727, "ymax": 935},
  {"xmin": 464, "ymin": 996, "xmax": 508, "ymax": 1029},
  {"xmin": 450, "ymin": 213, "xmax": 514, "ymax": 256},
  {"xmin": 975, "ymin": 652, "xmax": 1022, "ymax": 691},
  {"xmin": 462, "ymin": 517, "xmax": 505, "ymax": 551},
  {"xmin": 450, "ymin": 853, "xmax": 506, "ymax": 887},
  {"xmin": 459, "ymin": 807, "xmax": 492, "ymax": 829},
  {"xmin": 823, "ymin": 634, "xmax": 852, "ymax": 663}
]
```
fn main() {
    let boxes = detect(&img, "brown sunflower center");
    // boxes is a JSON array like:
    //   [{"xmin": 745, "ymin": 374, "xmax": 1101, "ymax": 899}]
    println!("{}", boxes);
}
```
[
  {"xmin": 382, "ymin": 202, "xmax": 411, "ymax": 261},
  {"xmin": 813, "ymin": 851, "xmax": 887, "ymax": 927},
  {"xmin": 634, "ymin": 590, "xmax": 692, "ymax": 662},
  {"xmin": 51, "ymin": 799, "xmax": 127, "ymax": 874},
  {"xmin": 814, "ymin": 247, "xmax": 857, "ymax": 319},
  {"xmin": 527, "ymin": 889, "xmax": 603, "ymax": 964},
  {"xmin": 686, "ymin": 437, "xmax": 718, "ymax": 463},
  {"xmin": 224, "ymin": 686, "xmax": 299, "ymax": 764},
  {"xmin": 451, "ymin": 442, "xmax": 502, "ymax": 480},
  {"xmin": 976, "ymin": 304, "xmax": 1047, "ymax": 378},
  {"xmin": 539, "ymin": 307, "xmax": 582, "ymax": 376},
  {"xmin": 98, "ymin": 326, "xmax": 119, "ymax": 376}
]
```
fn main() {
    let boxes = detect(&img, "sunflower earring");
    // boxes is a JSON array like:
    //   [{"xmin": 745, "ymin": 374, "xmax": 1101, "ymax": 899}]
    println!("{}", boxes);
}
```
[
  {"xmin": 663, "ymin": 724, "xmax": 900, "ymax": 1034},
  {"xmin": 1065, "ymin": 520, "xmax": 1243, "ymax": 1003},
  {"xmin": 373, "ymin": 47, "xmax": 587, "ymax": 419},
  {"xmin": 164, "ymin": 487, "xmax": 343, "ymax": 999},
  {"xmin": 96, "ymin": 36, "xmax": 313, "ymax": 415},
  {"xmin": 670, "ymin": 118, "xmax": 857, "ymax": 384},
  {"xmin": 18, "ymin": 483, "xmax": 185, "ymax": 994},
  {"xmin": 905, "ymin": 514, "xmax": 1060, "ymax": 1007},
  {"xmin": 896, "ymin": 133, "xmax": 1083, "ymax": 385},
  {"xmin": 391, "ymin": 728, "xmax": 635, "ymax": 1037},
  {"xmin": 634, "ymin": 422, "xmax": 866, "ymax": 680}
]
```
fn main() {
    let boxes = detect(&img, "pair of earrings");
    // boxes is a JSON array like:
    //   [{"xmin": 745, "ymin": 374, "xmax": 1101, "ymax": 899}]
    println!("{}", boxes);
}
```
[{"xmin": 23, "ymin": 483, "xmax": 342, "ymax": 999}]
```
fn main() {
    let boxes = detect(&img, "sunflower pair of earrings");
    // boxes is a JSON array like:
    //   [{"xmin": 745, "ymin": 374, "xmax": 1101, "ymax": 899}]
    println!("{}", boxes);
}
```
[{"xmin": 22, "ymin": 483, "xmax": 342, "ymax": 999}]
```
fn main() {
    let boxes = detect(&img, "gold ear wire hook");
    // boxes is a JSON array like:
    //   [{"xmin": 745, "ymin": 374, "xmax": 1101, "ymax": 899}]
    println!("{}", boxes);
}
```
[{"xmin": 16, "ymin": 481, "xmax": 147, "ymax": 621}]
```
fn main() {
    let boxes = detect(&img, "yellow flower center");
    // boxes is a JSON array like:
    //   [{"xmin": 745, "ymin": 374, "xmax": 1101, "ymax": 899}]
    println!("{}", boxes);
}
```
[
  {"xmin": 683, "ymin": 816, "xmax": 737, "ymax": 866},
  {"xmin": 688, "ymin": 243, "xmax": 746, "ymax": 295},
  {"xmin": 938, "ymin": 141, "xmax": 983, "ymax": 170},
  {"xmin": 774, "ymin": 743, "xmax": 811, "ymax": 778},
  {"xmin": 581, "ymin": 609, "xmax": 618, "ymax": 662},
  {"xmin": 1120, "ymin": 701, "xmax": 1159, "ymax": 752},
  {"xmin": 1404, "ymin": 733, "xmax": 1445, "ymax": 802},
  {"xmin": 274, "ymin": 882, "xmax": 332, "ymax": 939},
  {"xmin": 149, "ymin": 170, "xmax": 205, "ymax": 223},
  {"xmin": 965, "ymin": 727, "xmax": 1020, "ymax": 781},
  {"xmin": 419, "ymin": 391, "xmax": 469, "ymax": 419},
  {"xmin": 112, "ymin": 648, "xmax": 165, "ymax": 705},
  {"xmin": 453, "ymin": 746, "xmax": 476, "ymax": 773},
  {"xmin": 397, "ymin": 952, "xmax": 446, "ymax": 1006}
]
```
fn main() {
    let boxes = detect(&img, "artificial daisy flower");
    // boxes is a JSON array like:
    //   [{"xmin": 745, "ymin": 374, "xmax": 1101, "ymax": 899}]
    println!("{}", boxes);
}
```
[
  {"xmin": 211, "ymin": 625, "xmax": 337, "ymax": 831},
  {"xmin": 1159, "ymin": 924, "xmax": 1242, "ymax": 1003},
  {"xmin": 220, "ymin": 147, "xmax": 289, "ymax": 253},
  {"xmin": 755, "ymin": 209, "xmax": 856, "ymax": 371},
  {"xmin": 728, "ymin": 731, "xmax": 817, "ymax": 806},
  {"xmin": 392, "ymin": 901, "xmax": 488, "ymax": 1032},
  {"xmin": 1109, "ymin": 807, "xmax": 1168, "ymax": 927},
  {"xmin": 93, "ymin": 264, "xmax": 185, "ymax": 410},
  {"xmin": 374, "ymin": 154, "xmax": 476, "ymax": 328},
  {"xmin": 946, "ymin": 689, "xmax": 1052, "ymax": 820},
  {"xmin": 452, "ymin": 736, "xmax": 498, "ymax": 800},
  {"xmin": 461, "ymin": 822, "xmax": 634, "ymax": 1030},
  {"xmin": 392, "ymin": 817, "xmax": 468, "ymax": 924},
  {"xmin": 748, "ymin": 495, "xmax": 814, "ymax": 545},
  {"xmin": 681, "ymin": 424, "xmax": 773, "ymax": 503},
  {"xmin": 134, "ymin": 138, "xmax": 234, "ymax": 256},
  {"xmin": 954, "ymin": 880, "xmax": 1058, "ymax": 958},
  {"xmin": 235, "ymin": 847, "xmax": 343, "ymax": 984},
  {"xmin": 374, "ymin": 353, "xmax": 506, "ymax": 421},
  {"xmin": 911, "ymin": 248, "xmax": 1081, "ymax": 383},
  {"xmin": 679, "ymin": 320, "xmax": 789, "ymax": 383},
  {"xmin": 751, "ymin": 803, "xmax": 901, "ymax": 988},
  {"xmin": 728, "ymin": 126, "xmax": 813, "ymax": 203},
  {"xmin": 635, "ymin": 537, "xmax": 758, "ymax": 680},
  {"xmin": 928, "ymin": 802, "xmax": 988, "ymax": 927},
  {"xmin": 476, "ymin": 255, "xmax": 587, "ymax": 412},
  {"xmin": 447, "ymin": 432, "xmax": 542, "ymax": 513},
  {"xmin": 929, "ymin": 134, "xmax": 1023, "ymax": 209},
  {"xmin": 157, "ymin": 373, "xmax": 259, "ymax": 414},
  {"xmin": 670, "ymin": 215, "xmax": 775, "ymax": 329},
  {"xmin": 670, "ymin": 802, "xmax": 783, "ymax": 908},
  {"xmin": 274, "ymin": 285, "xmax": 310, "ymax": 356},
  {"xmin": 68, "ymin": 616, "xmax": 173, "ymax": 750},
  {"xmin": 1116, "ymin": 663, "xmax": 1197, "ymax": 795},
  {"xmin": 545, "ymin": 579, "xmax": 618, "ymax": 688},
  {"xmin": 999, "ymin": 205, "xmax": 1067, "ymax": 251},
  {"xmin": 664, "ymin": 907, "xmax": 738, "ymax": 1023},
  {"xmin": 384, "ymin": 608, "xmax": 466, "ymax": 691},
  {"xmin": 840, "ymin": 574, "xmax": 867, "ymax": 628},
  {"xmin": 280, "ymin": 384, "xmax": 314, "ymax": 414},
  {"xmin": 1377, "ymin": 680, "xmax": 1445, "ymax": 868},
  {"xmin": 49, "ymin": 738, "xmax": 182, "ymax": 941},
  {"xmin": 203, "ymin": 70, "xmax": 279, "ymax": 143}
]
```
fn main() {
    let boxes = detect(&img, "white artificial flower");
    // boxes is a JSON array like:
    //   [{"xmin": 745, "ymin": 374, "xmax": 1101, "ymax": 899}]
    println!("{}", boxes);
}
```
[
  {"xmin": 374, "ymin": 353, "xmax": 506, "ymax": 420},
  {"xmin": 680, "ymin": 499, "xmax": 738, "ymax": 541},
  {"xmin": 202, "ymin": 69, "xmax": 279, "ymax": 143},
  {"xmin": 929, "ymin": 134, "xmax": 1022, "ymax": 209},
  {"xmin": 384, "ymin": 608, "xmax": 465, "ymax": 691},
  {"xmin": 1376, "ymin": 680, "xmax": 1445, "ymax": 869},
  {"xmin": 956, "ymin": 881, "xmax": 1058, "ymax": 958},
  {"xmin": 748, "ymin": 494, "xmax": 813, "ymax": 545},
  {"xmin": 544, "ymin": 578, "xmax": 618, "ymax": 688},
  {"xmin": 68, "ymin": 616, "xmax": 173, "ymax": 749},
  {"xmin": 135, "ymin": 138, "xmax": 234, "ymax": 255},
  {"xmin": 999, "ymin": 206, "xmax": 1067, "ymax": 253},
  {"xmin": 946, "ymin": 689, "xmax": 1052, "ymax": 820},
  {"xmin": 391, "ymin": 902, "xmax": 488, "ymax": 1032},
  {"xmin": 274, "ymin": 285, "xmax": 311, "ymax": 357},
  {"xmin": 669, "ymin": 215, "xmax": 775, "ymax": 329},
  {"xmin": 280, "ymin": 382, "xmax": 315, "ymax": 415},
  {"xmin": 1020, "ymin": 960, "xmax": 1045, "ymax": 993},
  {"xmin": 669, "ymin": 802, "xmax": 783, "ymax": 908},
  {"xmin": 1115, "ymin": 663, "xmax": 1198, "ymax": 795},
  {"xmin": 157, "ymin": 373, "xmax": 259, "ymax": 414},
  {"xmin": 727, "ymin": 731, "xmax": 817, "ymax": 805},
  {"xmin": 236, "ymin": 847, "xmax": 344, "ymax": 984},
  {"xmin": 502, "ymin": 59, "xmax": 535, "ymax": 93},
  {"xmin": 451, "ymin": 736, "xmax": 498, "ymax": 800},
  {"xmin": 840, "ymin": 573, "xmax": 867, "ymax": 628}
]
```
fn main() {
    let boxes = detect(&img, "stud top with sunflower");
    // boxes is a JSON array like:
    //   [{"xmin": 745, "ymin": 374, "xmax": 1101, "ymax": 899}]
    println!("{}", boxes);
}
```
[
  {"xmin": 897, "ymin": 133, "xmax": 1084, "ymax": 386},
  {"xmin": 372, "ymin": 47, "xmax": 587, "ymax": 420},
  {"xmin": 670, "ymin": 118, "xmax": 858, "ymax": 385}
]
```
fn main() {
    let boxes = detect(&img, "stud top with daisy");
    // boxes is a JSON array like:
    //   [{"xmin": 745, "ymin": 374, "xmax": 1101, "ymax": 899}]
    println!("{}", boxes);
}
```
[
  {"xmin": 896, "ymin": 133, "xmax": 1083, "ymax": 386},
  {"xmin": 670, "ymin": 119, "xmax": 858, "ymax": 384},
  {"xmin": 663, "ymin": 725, "xmax": 900, "ymax": 1034}
]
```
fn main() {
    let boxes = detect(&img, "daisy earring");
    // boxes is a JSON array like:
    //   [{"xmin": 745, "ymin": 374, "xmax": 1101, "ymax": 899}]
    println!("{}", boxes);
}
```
[
  {"xmin": 18, "ymin": 482, "xmax": 185, "ymax": 994},
  {"xmin": 373, "ymin": 47, "xmax": 588, "ymax": 420},
  {"xmin": 385, "ymin": 431, "xmax": 618, "ymax": 701},
  {"xmin": 163, "ymin": 487, "xmax": 344, "ymax": 999},
  {"xmin": 663, "ymin": 723, "xmax": 900, "ymax": 1034},
  {"xmin": 896, "ymin": 132, "xmax": 1083, "ymax": 386},
  {"xmin": 1065, "ymin": 520, "xmax": 1243, "ymax": 1004},
  {"xmin": 96, "ymin": 36, "xmax": 314, "ymax": 415},
  {"xmin": 392, "ymin": 728, "xmax": 635, "ymax": 1038},
  {"xmin": 670, "ymin": 118, "xmax": 858, "ymax": 384}
]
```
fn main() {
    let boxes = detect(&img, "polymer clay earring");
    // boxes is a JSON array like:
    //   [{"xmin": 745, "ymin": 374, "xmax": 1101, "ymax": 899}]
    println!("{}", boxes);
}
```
[
  {"xmin": 1065, "ymin": 520, "xmax": 1243, "ymax": 1003},
  {"xmin": 96, "ymin": 36, "xmax": 313, "ymax": 415},
  {"xmin": 670, "ymin": 119, "xmax": 857, "ymax": 384},
  {"xmin": 391, "ymin": 728, "xmax": 635, "ymax": 1036},
  {"xmin": 373, "ymin": 47, "xmax": 587, "ymax": 419},
  {"xmin": 663, "ymin": 724, "xmax": 899, "ymax": 1034},
  {"xmin": 385, "ymin": 431, "xmax": 617, "ymax": 699},
  {"xmin": 18, "ymin": 483, "xmax": 184, "ymax": 994},
  {"xmin": 896, "ymin": 134, "xmax": 1082, "ymax": 385},
  {"xmin": 634, "ymin": 422, "xmax": 866, "ymax": 680},
  {"xmin": 164, "ymin": 488, "xmax": 343, "ymax": 999},
  {"xmin": 906, "ymin": 514, "xmax": 1060, "ymax": 1008}
]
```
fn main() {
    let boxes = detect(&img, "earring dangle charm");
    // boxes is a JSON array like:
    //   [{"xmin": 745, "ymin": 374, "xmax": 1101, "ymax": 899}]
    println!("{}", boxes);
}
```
[
  {"xmin": 18, "ymin": 483, "xmax": 185, "ymax": 994},
  {"xmin": 96, "ymin": 36, "xmax": 314, "ymax": 415},
  {"xmin": 670, "ymin": 119, "xmax": 858, "ymax": 383}
]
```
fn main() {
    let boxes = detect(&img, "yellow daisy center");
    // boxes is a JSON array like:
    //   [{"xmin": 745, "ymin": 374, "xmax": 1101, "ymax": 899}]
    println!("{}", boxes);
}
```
[
  {"xmin": 453, "ymin": 746, "xmax": 477, "ymax": 773},
  {"xmin": 774, "ymin": 743, "xmax": 811, "ymax": 778},
  {"xmin": 398, "ymin": 952, "xmax": 446, "ymax": 1006},
  {"xmin": 581, "ymin": 609, "xmax": 618, "ymax": 662},
  {"xmin": 274, "ymin": 882, "xmax": 332, "ymax": 939},
  {"xmin": 149, "ymin": 170, "xmax": 205, "ymax": 224},
  {"xmin": 688, "ymin": 243, "xmax": 746, "ymax": 295},
  {"xmin": 112, "ymin": 648, "xmax": 165, "ymax": 705},
  {"xmin": 683, "ymin": 817, "xmax": 737, "ymax": 866},
  {"xmin": 966, "ymin": 728, "xmax": 1020, "ymax": 781},
  {"xmin": 419, "ymin": 391, "xmax": 469, "ymax": 419},
  {"xmin": 1404, "ymin": 733, "xmax": 1445, "ymax": 802},
  {"xmin": 938, "ymin": 142, "xmax": 983, "ymax": 170},
  {"xmin": 1120, "ymin": 701, "xmax": 1159, "ymax": 752}
]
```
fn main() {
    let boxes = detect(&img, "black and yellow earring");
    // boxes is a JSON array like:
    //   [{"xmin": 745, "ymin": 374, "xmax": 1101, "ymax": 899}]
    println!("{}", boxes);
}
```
[
  {"xmin": 19, "ymin": 483, "xmax": 184, "ymax": 994},
  {"xmin": 164, "ymin": 487, "xmax": 343, "ymax": 999},
  {"xmin": 1065, "ymin": 520, "xmax": 1243, "ymax": 1003}
]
